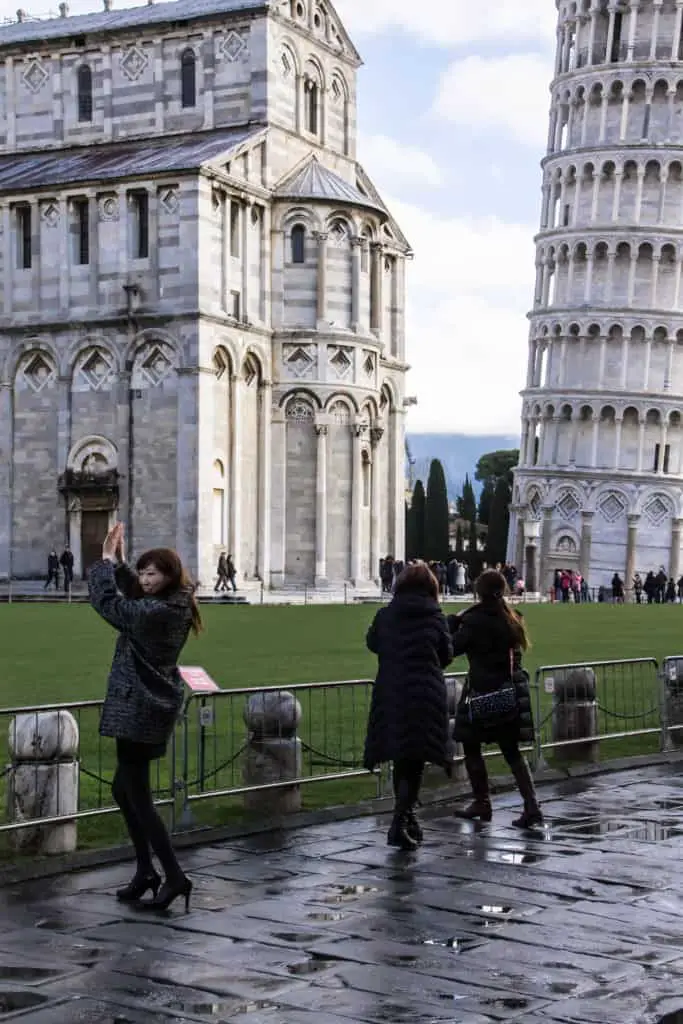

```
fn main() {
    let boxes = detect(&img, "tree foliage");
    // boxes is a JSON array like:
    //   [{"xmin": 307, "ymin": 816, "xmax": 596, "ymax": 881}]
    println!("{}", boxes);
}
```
[
  {"xmin": 477, "ymin": 478, "xmax": 495, "ymax": 525},
  {"xmin": 458, "ymin": 474, "xmax": 477, "ymax": 524},
  {"xmin": 486, "ymin": 475, "xmax": 512, "ymax": 566},
  {"xmin": 424, "ymin": 459, "xmax": 450, "ymax": 562},
  {"xmin": 475, "ymin": 449, "xmax": 519, "ymax": 487},
  {"xmin": 406, "ymin": 479, "xmax": 426, "ymax": 560}
]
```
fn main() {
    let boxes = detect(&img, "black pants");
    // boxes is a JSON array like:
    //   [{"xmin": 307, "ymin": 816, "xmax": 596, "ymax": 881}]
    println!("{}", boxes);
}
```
[
  {"xmin": 463, "ymin": 738, "xmax": 521, "ymax": 767},
  {"xmin": 392, "ymin": 758, "xmax": 424, "ymax": 812},
  {"xmin": 112, "ymin": 739, "xmax": 182, "ymax": 880}
]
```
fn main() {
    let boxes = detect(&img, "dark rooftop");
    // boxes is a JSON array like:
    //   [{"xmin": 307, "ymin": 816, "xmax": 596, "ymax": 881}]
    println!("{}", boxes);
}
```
[
  {"xmin": 0, "ymin": 0, "xmax": 267, "ymax": 48},
  {"xmin": 0, "ymin": 126, "xmax": 264, "ymax": 192}
]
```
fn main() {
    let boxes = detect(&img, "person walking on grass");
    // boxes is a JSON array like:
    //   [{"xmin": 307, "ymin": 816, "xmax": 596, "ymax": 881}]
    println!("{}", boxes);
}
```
[
  {"xmin": 88, "ymin": 522, "xmax": 202, "ymax": 913},
  {"xmin": 363, "ymin": 562, "xmax": 453, "ymax": 851},
  {"xmin": 44, "ymin": 549, "xmax": 59, "ymax": 590},
  {"xmin": 449, "ymin": 569, "xmax": 542, "ymax": 829}
]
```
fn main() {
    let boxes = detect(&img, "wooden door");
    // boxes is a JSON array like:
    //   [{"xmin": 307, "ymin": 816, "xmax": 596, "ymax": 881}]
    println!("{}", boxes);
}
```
[{"xmin": 81, "ymin": 511, "xmax": 109, "ymax": 575}]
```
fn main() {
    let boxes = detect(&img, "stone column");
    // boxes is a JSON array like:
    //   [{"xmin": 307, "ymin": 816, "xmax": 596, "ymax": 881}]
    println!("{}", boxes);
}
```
[
  {"xmin": 650, "ymin": 0, "xmax": 662, "ymax": 58},
  {"xmin": 515, "ymin": 512, "xmax": 526, "ymax": 571},
  {"xmin": 637, "ymin": 418, "xmax": 646, "ymax": 472},
  {"xmin": 350, "ymin": 423, "xmax": 364, "ymax": 582},
  {"xmin": 270, "ymin": 407, "xmax": 287, "ymax": 588},
  {"xmin": 614, "ymin": 414, "xmax": 623, "ymax": 468},
  {"xmin": 315, "ymin": 231, "xmax": 328, "ymax": 325},
  {"xmin": 673, "ymin": 1, "xmax": 683, "ymax": 60},
  {"xmin": 0, "ymin": 382, "xmax": 11, "ymax": 580},
  {"xmin": 627, "ymin": 0, "xmax": 639, "ymax": 60},
  {"xmin": 370, "ymin": 243, "xmax": 383, "ymax": 333},
  {"xmin": 579, "ymin": 511, "xmax": 594, "ymax": 579},
  {"xmin": 314, "ymin": 423, "xmax": 328, "ymax": 584},
  {"xmin": 660, "ymin": 421, "xmax": 669, "ymax": 473},
  {"xmin": 242, "ymin": 199, "xmax": 251, "ymax": 320},
  {"xmin": 540, "ymin": 506, "xmax": 554, "ymax": 593},
  {"xmin": 230, "ymin": 374, "xmax": 242, "ymax": 567},
  {"xmin": 351, "ymin": 236, "xmax": 362, "ymax": 331},
  {"xmin": 370, "ymin": 427, "xmax": 384, "ymax": 582},
  {"xmin": 392, "ymin": 407, "xmax": 406, "ymax": 558},
  {"xmin": 591, "ymin": 412, "xmax": 600, "ymax": 466},
  {"xmin": 671, "ymin": 518, "xmax": 683, "ymax": 579},
  {"xmin": 626, "ymin": 514, "xmax": 640, "ymax": 583},
  {"xmin": 68, "ymin": 498, "xmax": 83, "ymax": 579},
  {"xmin": 665, "ymin": 341, "xmax": 674, "ymax": 391},
  {"xmin": 258, "ymin": 380, "xmax": 272, "ymax": 584}
]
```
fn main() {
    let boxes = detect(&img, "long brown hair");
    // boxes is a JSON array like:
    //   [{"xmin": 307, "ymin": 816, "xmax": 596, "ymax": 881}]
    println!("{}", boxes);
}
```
[
  {"xmin": 394, "ymin": 561, "xmax": 439, "ymax": 601},
  {"xmin": 475, "ymin": 569, "xmax": 529, "ymax": 650},
  {"xmin": 136, "ymin": 548, "xmax": 203, "ymax": 635}
]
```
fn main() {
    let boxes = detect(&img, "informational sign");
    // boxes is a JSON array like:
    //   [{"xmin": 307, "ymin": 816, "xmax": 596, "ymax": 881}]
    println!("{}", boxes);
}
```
[
  {"xmin": 179, "ymin": 666, "xmax": 220, "ymax": 692},
  {"xmin": 544, "ymin": 677, "xmax": 555, "ymax": 695},
  {"xmin": 199, "ymin": 706, "xmax": 215, "ymax": 728}
]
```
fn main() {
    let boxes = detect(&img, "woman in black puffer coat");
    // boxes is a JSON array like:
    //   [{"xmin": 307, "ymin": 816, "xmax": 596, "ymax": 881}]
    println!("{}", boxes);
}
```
[
  {"xmin": 364, "ymin": 562, "xmax": 453, "ymax": 851},
  {"xmin": 449, "ymin": 569, "xmax": 542, "ymax": 828}
]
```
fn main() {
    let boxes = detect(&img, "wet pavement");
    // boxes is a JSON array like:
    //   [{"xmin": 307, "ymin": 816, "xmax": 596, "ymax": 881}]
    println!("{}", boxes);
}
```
[{"xmin": 3, "ymin": 765, "xmax": 683, "ymax": 1023}]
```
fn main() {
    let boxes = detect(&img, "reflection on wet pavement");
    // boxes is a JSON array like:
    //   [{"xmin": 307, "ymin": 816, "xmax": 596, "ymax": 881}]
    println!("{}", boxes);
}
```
[{"xmin": 4, "ymin": 763, "xmax": 683, "ymax": 1021}]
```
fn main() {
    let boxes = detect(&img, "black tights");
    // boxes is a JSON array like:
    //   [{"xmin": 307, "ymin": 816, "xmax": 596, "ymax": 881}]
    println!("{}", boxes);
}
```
[
  {"xmin": 463, "ymin": 739, "xmax": 522, "ymax": 767},
  {"xmin": 112, "ymin": 740, "xmax": 182, "ymax": 881},
  {"xmin": 393, "ymin": 758, "xmax": 424, "ymax": 811}
]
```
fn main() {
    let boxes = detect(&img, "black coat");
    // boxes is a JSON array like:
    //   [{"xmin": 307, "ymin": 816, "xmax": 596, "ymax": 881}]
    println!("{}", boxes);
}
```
[
  {"xmin": 450, "ymin": 603, "xmax": 534, "ymax": 747},
  {"xmin": 363, "ymin": 593, "xmax": 453, "ymax": 770},
  {"xmin": 89, "ymin": 560, "xmax": 193, "ymax": 748}
]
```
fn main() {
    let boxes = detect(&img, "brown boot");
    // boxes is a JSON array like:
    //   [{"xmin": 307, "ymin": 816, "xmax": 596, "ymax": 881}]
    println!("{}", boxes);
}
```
[
  {"xmin": 455, "ymin": 754, "xmax": 492, "ymax": 822},
  {"xmin": 510, "ymin": 757, "xmax": 543, "ymax": 828}
]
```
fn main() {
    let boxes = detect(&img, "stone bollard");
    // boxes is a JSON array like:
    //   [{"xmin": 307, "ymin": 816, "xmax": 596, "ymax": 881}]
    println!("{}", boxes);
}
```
[
  {"xmin": 7, "ymin": 711, "xmax": 80, "ymax": 854},
  {"xmin": 446, "ymin": 677, "xmax": 467, "ymax": 782},
  {"xmin": 243, "ymin": 691, "xmax": 302, "ymax": 814},
  {"xmin": 663, "ymin": 661, "xmax": 683, "ymax": 748},
  {"xmin": 551, "ymin": 668, "xmax": 599, "ymax": 764}
]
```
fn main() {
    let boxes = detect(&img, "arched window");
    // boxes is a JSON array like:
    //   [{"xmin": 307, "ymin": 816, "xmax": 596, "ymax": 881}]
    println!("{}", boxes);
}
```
[
  {"xmin": 291, "ymin": 224, "xmax": 306, "ymax": 264},
  {"xmin": 304, "ymin": 76, "xmax": 319, "ymax": 134},
  {"xmin": 181, "ymin": 49, "xmax": 197, "ymax": 109},
  {"xmin": 77, "ymin": 64, "xmax": 93, "ymax": 123}
]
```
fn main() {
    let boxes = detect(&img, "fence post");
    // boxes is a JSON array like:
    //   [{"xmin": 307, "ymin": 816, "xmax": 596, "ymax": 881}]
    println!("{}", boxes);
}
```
[
  {"xmin": 176, "ymin": 700, "xmax": 195, "ymax": 830},
  {"xmin": 7, "ymin": 710, "xmax": 79, "ymax": 854},
  {"xmin": 660, "ymin": 657, "xmax": 682, "ymax": 752},
  {"xmin": 533, "ymin": 670, "xmax": 547, "ymax": 772},
  {"xmin": 243, "ymin": 691, "xmax": 302, "ymax": 814}
]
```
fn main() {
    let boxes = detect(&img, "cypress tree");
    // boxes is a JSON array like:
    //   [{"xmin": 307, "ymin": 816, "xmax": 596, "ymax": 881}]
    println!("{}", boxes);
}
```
[
  {"xmin": 468, "ymin": 519, "xmax": 481, "ymax": 577},
  {"xmin": 461, "ymin": 474, "xmax": 476, "ymax": 524},
  {"xmin": 424, "ymin": 459, "xmax": 450, "ymax": 562},
  {"xmin": 407, "ymin": 480, "xmax": 426, "ymax": 560},
  {"xmin": 486, "ymin": 475, "xmax": 512, "ymax": 566},
  {"xmin": 477, "ymin": 478, "xmax": 495, "ymax": 525}
]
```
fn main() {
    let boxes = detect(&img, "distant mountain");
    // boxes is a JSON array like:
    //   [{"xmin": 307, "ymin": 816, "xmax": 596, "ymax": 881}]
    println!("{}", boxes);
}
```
[{"xmin": 407, "ymin": 433, "xmax": 520, "ymax": 500}]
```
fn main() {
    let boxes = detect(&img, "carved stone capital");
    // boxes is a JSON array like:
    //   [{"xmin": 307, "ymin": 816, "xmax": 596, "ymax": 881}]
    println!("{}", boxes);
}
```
[
  {"xmin": 315, "ymin": 424, "xmax": 328, "ymax": 437},
  {"xmin": 370, "ymin": 427, "xmax": 384, "ymax": 445}
]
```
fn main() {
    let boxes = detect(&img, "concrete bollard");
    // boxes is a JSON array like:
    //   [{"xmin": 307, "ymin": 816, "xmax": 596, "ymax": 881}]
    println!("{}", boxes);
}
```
[
  {"xmin": 243, "ymin": 691, "xmax": 302, "ymax": 814},
  {"xmin": 446, "ymin": 677, "xmax": 467, "ymax": 782},
  {"xmin": 551, "ymin": 668, "xmax": 599, "ymax": 764},
  {"xmin": 7, "ymin": 711, "xmax": 80, "ymax": 854},
  {"xmin": 663, "ymin": 661, "xmax": 683, "ymax": 748}
]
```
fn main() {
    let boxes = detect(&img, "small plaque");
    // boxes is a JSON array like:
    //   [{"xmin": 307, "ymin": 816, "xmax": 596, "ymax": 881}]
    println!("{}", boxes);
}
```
[
  {"xmin": 199, "ymin": 706, "xmax": 214, "ymax": 728},
  {"xmin": 544, "ymin": 677, "xmax": 555, "ymax": 694},
  {"xmin": 180, "ymin": 666, "xmax": 220, "ymax": 692}
]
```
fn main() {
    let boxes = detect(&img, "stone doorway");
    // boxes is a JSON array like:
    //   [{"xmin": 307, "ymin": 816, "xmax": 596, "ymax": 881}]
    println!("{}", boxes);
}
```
[{"xmin": 81, "ymin": 511, "xmax": 110, "ymax": 574}]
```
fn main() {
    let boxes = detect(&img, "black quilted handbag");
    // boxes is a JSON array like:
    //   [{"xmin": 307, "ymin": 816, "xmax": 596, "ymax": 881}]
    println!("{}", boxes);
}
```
[{"xmin": 466, "ymin": 650, "xmax": 518, "ymax": 725}]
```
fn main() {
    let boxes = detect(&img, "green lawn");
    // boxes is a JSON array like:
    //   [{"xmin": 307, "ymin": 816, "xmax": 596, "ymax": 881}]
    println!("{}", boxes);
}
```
[{"xmin": 0, "ymin": 600, "xmax": 680, "ymax": 854}]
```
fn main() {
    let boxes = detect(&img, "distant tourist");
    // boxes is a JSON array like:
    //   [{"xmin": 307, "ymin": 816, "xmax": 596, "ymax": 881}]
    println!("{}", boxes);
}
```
[
  {"xmin": 666, "ymin": 577, "xmax": 677, "ymax": 604},
  {"xmin": 363, "ymin": 562, "xmax": 453, "ymax": 851},
  {"xmin": 633, "ymin": 573, "xmax": 643, "ymax": 604},
  {"xmin": 214, "ymin": 553, "xmax": 230, "ymax": 592},
  {"xmin": 88, "ymin": 521, "xmax": 201, "ymax": 913},
  {"xmin": 60, "ymin": 545, "xmax": 74, "ymax": 593},
  {"xmin": 44, "ymin": 549, "xmax": 59, "ymax": 591},
  {"xmin": 449, "ymin": 569, "xmax": 542, "ymax": 829},
  {"xmin": 226, "ymin": 554, "xmax": 238, "ymax": 592},
  {"xmin": 644, "ymin": 571, "xmax": 657, "ymax": 604},
  {"xmin": 656, "ymin": 568, "xmax": 668, "ymax": 604},
  {"xmin": 611, "ymin": 573, "xmax": 625, "ymax": 604}
]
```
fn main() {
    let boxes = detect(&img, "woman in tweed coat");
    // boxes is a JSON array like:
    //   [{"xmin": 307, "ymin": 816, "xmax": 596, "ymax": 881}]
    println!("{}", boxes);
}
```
[{"xmin": 89, "ymin": 522, "xmax": 202, "ymax": 912}]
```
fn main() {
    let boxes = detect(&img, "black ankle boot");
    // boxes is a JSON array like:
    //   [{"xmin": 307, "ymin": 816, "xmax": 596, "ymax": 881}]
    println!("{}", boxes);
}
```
[
  {"xmin": 387, "ymin": 813, "xmax": 418, "ymax": 851},
  {"xmin": 142, "ymin": 875, "xmax": 193, "ymax": 913},
  {"xmin": 510, "ymin": 758, "xmax": 544, "ymax": 829},
  {"xmin": 116, "ymin": 868, "xmax": 161, "ymax": 903},
  {"xmin": 406, "ymin": 810, "xmax": 424, "ymax": 843}
]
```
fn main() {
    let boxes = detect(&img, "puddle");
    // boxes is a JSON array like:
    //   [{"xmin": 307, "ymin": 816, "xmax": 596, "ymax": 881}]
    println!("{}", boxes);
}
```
[
  {"xmin": 322, "ymin": 885, "xmax": 379, "ymax": 903},
  {"xmin": 0, "ymin": 965, "xmax": 66, "ymax": 983},
  {"xmin": 422, "ymin": 937, "xmax": 480, "ymax": 953},
  {"xmin": 0, "ymin": 991, "xmax": 50, "ymax": 1014},
  {"xmin": 177, "ymin": 998, "xmax": 276, "ymax": 1016},
  {"xmin": 657, "ymin": 1012, "xmax": 683, "ymax": 1023},
  {"xmin": 482, "ymin": 996, "xmax": 530, "ymax": 1010},
  {"xmin": 306, "ymin": 911, "xmax": 345, "ymax": 922},
  {"xmin": 287, "ymin": 958, "xmax": 336, "ymax": 976},
  {"xmin": 478, "ymin": 905, "xmax": 513, "ymax": 916},
  {"xmin": 482, "ymin": 851, "xmax": 546, "ymax": 865},
  {"xmin": 271, "ymin": 931, "xmax": 322, "ymax": 944},
  {"xmin": 550, "ymin": 981, "xmax": 577, "ymax": 995}
]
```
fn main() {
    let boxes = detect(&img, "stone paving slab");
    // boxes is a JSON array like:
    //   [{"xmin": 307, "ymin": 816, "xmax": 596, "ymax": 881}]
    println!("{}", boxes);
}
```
[{"xmin": 4, "ymin": 765, "xmax": 683, "ymax": 1022}]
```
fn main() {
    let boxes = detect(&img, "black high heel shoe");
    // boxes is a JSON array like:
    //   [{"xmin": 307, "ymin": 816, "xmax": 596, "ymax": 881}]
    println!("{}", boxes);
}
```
[
  {"xmin": 116, "ymin": 869, "xmax": 161, "ymax": 903},
  {"xmin": 143, "ymin": 876, "xmax": 193, "ymax": 913}
]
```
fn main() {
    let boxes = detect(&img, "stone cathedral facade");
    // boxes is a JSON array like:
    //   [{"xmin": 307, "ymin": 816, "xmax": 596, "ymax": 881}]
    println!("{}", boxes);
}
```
[
  {"xmin": 510, "ymin": 0, "xmax": 683, "ymax": 591},
  {"xmin": 0, "ymin": 0, "xmax": 409, "ymax": 587}
]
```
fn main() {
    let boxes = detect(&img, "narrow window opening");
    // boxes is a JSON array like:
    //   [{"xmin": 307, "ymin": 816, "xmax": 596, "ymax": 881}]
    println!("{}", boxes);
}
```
[
  {"xmin": 291, "ymin": 224, "xmax": 305, "ymax": 263},
  {"xmin": 563, "ymin": 203, "xmax": 571, "ymax": 226},
  {"xmin": 15, "ymin": 205, "xmax": 31, "ymax": 269},
  {"xmin": 73, "ymin": 198, "xmax": 90, "ymax": 265},
  {"xmin": 77, "ymin": 64, "xmax": 93, "ymax": 123},
  {"xmin": 654, "ymin": 442, "xmax": 661, "ymax": 473},
  {"xmin": 230, "ymin": 290, "xmax": 241, "ymax": 319},
  {"xmin": 305, "ymin": 77, "xmax": 319, "ymax": 134},
  {"xmin": 642, "ymin": 104, "xmax": 651, "ymax": 139},
  {"xmin": 664, "ymin": 443, "xmax": 671, "ymax": 474},
  {"xmin": 610, "ymin": 12, "xmax": 623, "ymax": 63},
  {"xmin": 230, "ymin": 203, "xmax": 240, "ymax": 257},
  {"xmin": 181, "ymin": 49, "xmax": 196, "ymax": 109},
  {"xmin": 130, "ymin": 191, "xmax": 149, "ymax": 259}
]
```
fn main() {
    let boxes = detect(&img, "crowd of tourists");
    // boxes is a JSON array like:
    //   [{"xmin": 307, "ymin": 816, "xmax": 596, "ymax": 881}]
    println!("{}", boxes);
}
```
[
  {"xmin": 552, "ymin": 566, "xmax": 683, "ymax": 604},
  {"xmin": 381, "ymin": 556, "xmax": 525, "ymax": 599}
]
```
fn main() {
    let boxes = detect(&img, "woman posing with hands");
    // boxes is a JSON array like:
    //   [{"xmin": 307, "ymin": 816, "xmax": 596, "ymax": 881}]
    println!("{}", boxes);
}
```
[{"xmin": 88, "ymin": 522, "xmax": 202, "ymax": 912}]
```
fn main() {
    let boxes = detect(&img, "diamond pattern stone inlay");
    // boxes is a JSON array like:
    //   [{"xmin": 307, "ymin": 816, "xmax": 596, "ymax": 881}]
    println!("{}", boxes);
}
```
[
  {"xmin": 141, "ymin": 347, "xmax": 172, "ymax": 386},
  {"xmin": 80, "ymin": 350, "xmax": 112, "ymax": 390},
  {"xmin": 221, "ymin": 30, "xmax": 247, "ymax": 62},
  {"xmin": 599, "ymin": 493, "xmax": 627, "ymax": 523},
  {"xmin": 120, "ymin": 45, "xmax": 149, "ymax": 82},
  {"xmin": 330, "ymin": 348, "xmax": 352, "ymax": 376},
  {"xmin": 22, "ymin": 58, "xmax": 49, "ymax": 94},
  {"xmin": 23, "ymin": 353, "xmax": 55, "ymax": 392},
  {"xmin": 285, "ymin": 346, "xmax": 315, "ymax": 378},
  {"xmin": 557, "ymin": 492, "xmax": 580, "ymax": 521},
  {"xmin": 643, "ymin": 496, "xmax": 670, "ymax": 527}
]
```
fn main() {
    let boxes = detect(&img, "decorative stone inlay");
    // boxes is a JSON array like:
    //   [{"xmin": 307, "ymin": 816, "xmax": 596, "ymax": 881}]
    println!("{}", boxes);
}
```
[
  {"xmin": 280, "ymin": 50, "xmax": 292, "ymax": 77},
  {"xmin": 159, "ymin": 187, "xmax": 179, "ymax": 215},
  {"xmin": 221, "ymin": 29, "xmax": 247, "ymax": 62},
  {"xmin": 363, "ymin": 353, "xmax": 375, "ymax": 377},
  {"xmin": 98, "ymin": 195, "xmax": 119, "ymax": 221},
  {"xmin": 22, "ymin": 353, "xmax": 55, "ymax": 393},
  {"xmin": 243, "ymin": 355, "xmax": 258, "ymax": 387},
  {"xmin": 284, "ymin": 345, "xmax": 315, "ymax": 378},
  {"xmin": 140, "ymin": 346, "xmax": 172, "ymax": 387},
  {"xmin": 41, "ymin": 201, "xmax": 60, "ymax": 228},
  {"xmin": 213, "ymin": 351, "xmax": 229, "ymax": 380},
  {"xmin": 557, "ymin": 491, "xmax": 580, "ymax": 521},
  {"xmin": 643, "ymin": 495, "xmax": 670, "ymax": 527},
  {"xmin": 528, "ymin": 491, "xmax": 542, "ymax": 519},
  {"xmin": 329, "ymin": 347, "xmax": 352, "ymax": 377},
  {"xmin": 598, "ymin": 492, "xmax": 627, "ymax": 523},
  {"xmin": 331, "ymin": 78, "xmax": 343, "ymax": 104},
  {"xmin": 286, "ymin": 399, "xmax": 314, "ymax": 421},
  {"xmin": 330, "ymin": 221, "xmax": 348, "ymax": 246},
  {"xmin": 120, "ymin": 44, "xmax": 149, "ymax": 81},
  {"xmin": 77, "ymin": 349, "xmax": 113, "ymax": 391},
  {"xmin": 22, "ymin": 57, "xmax": 49, "ymax": 94}
]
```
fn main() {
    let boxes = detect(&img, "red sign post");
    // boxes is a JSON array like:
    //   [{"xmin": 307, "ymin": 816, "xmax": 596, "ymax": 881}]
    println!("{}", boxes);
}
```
[{"xmin": 179, "ymin": 666, "xmax": 220, "ymax": 692}]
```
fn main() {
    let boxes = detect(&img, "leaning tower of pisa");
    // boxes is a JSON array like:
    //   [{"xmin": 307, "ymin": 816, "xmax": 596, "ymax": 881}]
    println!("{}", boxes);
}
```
[{"xmin": 509, "ymin": 0, "xmax": 683, "ymax": 593}]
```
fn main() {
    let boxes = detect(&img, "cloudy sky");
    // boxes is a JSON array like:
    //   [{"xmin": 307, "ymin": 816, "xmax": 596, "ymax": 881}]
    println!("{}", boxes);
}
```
[{"xmin": 17, "ymin": 0, "xmax": 558, "ymax": 435}]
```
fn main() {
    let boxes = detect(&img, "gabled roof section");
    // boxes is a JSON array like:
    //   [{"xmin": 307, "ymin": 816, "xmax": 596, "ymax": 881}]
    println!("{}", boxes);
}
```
[
  {"xmin": 356, "ymin": 163, "xmax": 412, "ymax": 254},
  {"xmin": 0, "ymin": 0, "xmax": 267, "ymax": 48},
  {"xmin": 0, "ymin": 126, "xmax": 265, "ymax": 193},
  {"xmin": 274, "ymin": 156, "xmax": 386, "ymax": 214}
]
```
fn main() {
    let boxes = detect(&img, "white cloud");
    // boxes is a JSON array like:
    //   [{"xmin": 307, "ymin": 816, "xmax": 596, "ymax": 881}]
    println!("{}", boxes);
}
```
[
  {"xmin": 432, "ymin": 54, "xmax": 552, "ymax": 149},
  {"xmin": 385, "ymin": 197, "xmax": 536, "ymax": 434},
  {"xmin": 358, "ymin": 133, "xmax": 445, "ymax": 193},
  {"xmin": 335, "ymin": 0, "xmax": 556, "ymax": 49}
]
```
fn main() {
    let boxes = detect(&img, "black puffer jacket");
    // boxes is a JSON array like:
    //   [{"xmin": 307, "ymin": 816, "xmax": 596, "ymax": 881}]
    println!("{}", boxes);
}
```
[
  {"xmin": 363, "ymin": 593, "xmax": 453, "ymax": 770},
  {"xmin": 450, "ymin": 603, "xmax": 534, "ymax": 747}
]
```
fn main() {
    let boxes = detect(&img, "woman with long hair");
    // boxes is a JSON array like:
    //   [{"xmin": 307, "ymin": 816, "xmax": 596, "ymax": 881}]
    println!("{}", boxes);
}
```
[
  {"xmin": 88, "ymin": 522, "xmax": 202, "ymax": 912},
  {"xmin": 449, "ymin": 568, "xmax": 542, "ymax": 828},
  {"xmin": 364, "ymin": 562, "xmax": 453, "ymax": 851}
]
